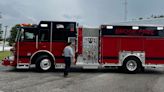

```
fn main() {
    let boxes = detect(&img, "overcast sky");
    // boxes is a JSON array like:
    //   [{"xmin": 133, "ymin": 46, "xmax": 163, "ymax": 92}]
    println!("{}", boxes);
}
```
[{"xmin": 1, "ymin": 0, "xmax": 164, "ymax": 29}]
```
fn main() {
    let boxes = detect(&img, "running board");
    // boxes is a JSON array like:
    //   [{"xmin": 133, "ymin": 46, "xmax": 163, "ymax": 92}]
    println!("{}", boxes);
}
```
[
  {"xmin": 76, "ymin": 62, "xmax": 100, "ymax": 69},
  {"xmin": 16, "ymin": 63, "xmax": 30, "ymax": 69}
]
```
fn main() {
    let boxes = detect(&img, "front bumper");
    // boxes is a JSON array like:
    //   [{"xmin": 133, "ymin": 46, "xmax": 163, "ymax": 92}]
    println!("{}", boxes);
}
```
[{"xmin": 2, "ymin": 56, "xmax": 15, "ymax": 66}]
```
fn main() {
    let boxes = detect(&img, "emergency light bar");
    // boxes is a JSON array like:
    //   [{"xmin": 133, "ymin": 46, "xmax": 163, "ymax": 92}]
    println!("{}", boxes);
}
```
[
  {"xmin": 132, "ymin": 26, "xmax": 139, "ymax": 30},
  {"xmin": 157, "ymin": 27, "xmax": 163, "ymax": 30},
  {"xmin": 40, "ymin": 24, "xmax": 48, "ymax": 27},
  {"xmin": 19, "ymin": 24, "xmax": 32, "ymax": 27},
  {"xmin": 106, "ymin": 26, "xmax": 113, "ymax": 29}
]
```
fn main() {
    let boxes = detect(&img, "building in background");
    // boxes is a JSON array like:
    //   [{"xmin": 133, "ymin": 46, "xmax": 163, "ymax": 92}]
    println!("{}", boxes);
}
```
[{"xmin": 115, "ymin": 18, "xmax": 164, "ymax": 26}]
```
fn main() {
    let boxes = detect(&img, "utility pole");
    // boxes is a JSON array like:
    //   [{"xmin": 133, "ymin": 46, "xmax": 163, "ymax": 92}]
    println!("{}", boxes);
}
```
[
  {"xmin": 2, "ymin": 26, "xmax": 7, "ymax": 52},
  {"xmin": 124, "ymin": 0, "xmax": 128, "ymax": 21},
  {"xmin": 0, "ymin": 12, "xmax": 2, "ymax": 19},
  {"xmin": 0, "ymin": 12, "xmax": 2, "ymax": 40}
]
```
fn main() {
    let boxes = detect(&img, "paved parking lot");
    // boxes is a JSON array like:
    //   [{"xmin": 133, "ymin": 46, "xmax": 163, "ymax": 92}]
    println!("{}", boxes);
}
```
[{"xmin": 0, "ymin": 64, "xmax": 164, "ymax": 92}]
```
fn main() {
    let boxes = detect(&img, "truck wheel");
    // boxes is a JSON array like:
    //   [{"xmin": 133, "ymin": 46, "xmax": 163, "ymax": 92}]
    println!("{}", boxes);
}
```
[
  {"xmin": 123, "ymin": 57, "xmax": 141, "ymax": 73},
  {"xmin": 35, "ymin": 55, "xmax": 53, "ymax": 72}
]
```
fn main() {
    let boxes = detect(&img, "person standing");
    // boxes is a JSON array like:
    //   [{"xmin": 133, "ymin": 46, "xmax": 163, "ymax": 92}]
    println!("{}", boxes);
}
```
[{"xmin": 63, "ymin": 42, "xmax": 74, "ymax": 77}]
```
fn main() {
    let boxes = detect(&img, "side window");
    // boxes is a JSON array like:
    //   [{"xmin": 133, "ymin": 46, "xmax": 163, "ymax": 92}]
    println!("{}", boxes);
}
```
[
  {"xmin": 52, "ymin": 30, "xmax": 68, "ymax": 41},
  {"xmin": 159, "ymin": 30, "xmax": 164, "ymax": 37},
  {"xmin": 39, "ymin": 29, "xmax": 50, "ymax": 42},
  {"xmin": 52, "ymin": 23, "xmax": 76, "ymax": 41},
  {"xmin": 56, "ymin": 24, "xmax": 64, "ymax": 29},
  {"xmin": 21, "ymin": 29, "xmax": 36, "ymax": 42},
  {"xmin": 52, "ymin": 24, "xmax": 67, "ymax": 41},
  {"xmin": 24, "ymin": 31, "xmax": 35, "ymax": 41}
]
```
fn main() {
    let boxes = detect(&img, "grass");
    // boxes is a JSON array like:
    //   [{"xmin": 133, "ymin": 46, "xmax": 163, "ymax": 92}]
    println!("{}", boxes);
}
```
[{"xmin": 0, "ymin": 51, "xmax": 11, "ymax": 61}]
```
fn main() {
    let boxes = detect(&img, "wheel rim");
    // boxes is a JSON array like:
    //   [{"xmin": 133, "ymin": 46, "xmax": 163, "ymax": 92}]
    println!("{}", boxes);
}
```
[
  {"xmin": 126, "ymin": 60, "xmax": 137, "ymax": 71},
  {"xmin": 40, "ymin": 59, "xmax": 51, "ymax": 71}
]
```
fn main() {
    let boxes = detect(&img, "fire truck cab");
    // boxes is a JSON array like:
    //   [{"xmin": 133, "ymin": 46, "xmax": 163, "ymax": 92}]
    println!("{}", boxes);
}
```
[{"xmin": 2, "ymin": 21, "xmax": 77, "ymax": 71}]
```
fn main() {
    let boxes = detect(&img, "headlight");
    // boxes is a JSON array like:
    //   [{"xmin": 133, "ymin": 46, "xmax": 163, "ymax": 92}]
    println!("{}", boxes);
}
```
[{"xmin": 8, "ymin": 56, "xmax": 14, "ymax": 61}]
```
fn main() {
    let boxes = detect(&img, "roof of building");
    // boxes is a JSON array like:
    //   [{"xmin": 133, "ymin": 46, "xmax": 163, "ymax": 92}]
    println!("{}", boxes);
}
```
[{"xmin": 112, "ymin": 18, "xmax": 164, "ymax": 27}]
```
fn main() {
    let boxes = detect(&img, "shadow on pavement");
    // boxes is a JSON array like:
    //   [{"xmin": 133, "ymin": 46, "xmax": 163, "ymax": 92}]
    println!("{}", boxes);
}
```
[{"xmin": 1, "ymin": 67, "xmax": 164, "ymax": 75}]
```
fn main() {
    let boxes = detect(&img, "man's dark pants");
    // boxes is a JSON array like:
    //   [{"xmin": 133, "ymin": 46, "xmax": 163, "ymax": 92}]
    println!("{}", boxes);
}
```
[{"xmin": 64, "ymin": 57, "xmax": 71, "ymax": 76}]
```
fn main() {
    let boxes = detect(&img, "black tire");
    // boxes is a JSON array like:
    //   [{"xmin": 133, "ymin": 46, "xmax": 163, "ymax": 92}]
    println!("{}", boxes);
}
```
[
  {"xmin": 35, "ymin": 55, "xmax": 54, "ymax": 72},
  {"xmin": 123, "ymin": 57, "xmax": 141, "ymax": 73},
  {"xmin": 141, "ymin": 66, "xmax": 145, "ymax": 72}
]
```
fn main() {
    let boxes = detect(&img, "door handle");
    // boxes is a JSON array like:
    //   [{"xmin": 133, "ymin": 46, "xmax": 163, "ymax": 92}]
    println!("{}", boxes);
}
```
[{"xmin": 42, "ymin": 46, "xmax": 46, "ymax": 48}]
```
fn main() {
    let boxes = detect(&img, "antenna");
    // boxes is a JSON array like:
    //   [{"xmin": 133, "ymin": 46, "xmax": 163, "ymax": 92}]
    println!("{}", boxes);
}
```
[
  {"xmin": 124, "ymin": 0, "xmax": 128, "ymax": 21},
  {"xmin": 0, "ymin": 12, "xmax": 2, "ymax": 19}
]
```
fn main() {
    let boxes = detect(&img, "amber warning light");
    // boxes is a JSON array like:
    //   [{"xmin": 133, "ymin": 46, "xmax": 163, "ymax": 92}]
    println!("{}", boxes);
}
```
[{"xmin": 19, "ymin": 23, "xmax": 32, "ymax": 27}]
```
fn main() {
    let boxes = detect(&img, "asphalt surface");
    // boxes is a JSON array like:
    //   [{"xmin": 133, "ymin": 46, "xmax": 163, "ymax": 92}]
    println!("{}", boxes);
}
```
[{"xmin": 0, "ymin": 64, "xmax": 164, "ymax": 92}]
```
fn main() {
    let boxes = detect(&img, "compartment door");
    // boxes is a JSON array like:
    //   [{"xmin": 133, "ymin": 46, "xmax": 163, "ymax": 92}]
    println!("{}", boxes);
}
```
[{"xmin": 83, "ymin": 37, "xmax": 99, "ymax": 64}]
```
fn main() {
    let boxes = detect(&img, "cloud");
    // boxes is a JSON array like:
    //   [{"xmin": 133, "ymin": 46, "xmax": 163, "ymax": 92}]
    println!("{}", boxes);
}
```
[
  {"xmin": 0, "ymin": 0, "xmax": 124, "ymax": 27},
  {"xmin": 62, "ymin": 14, "xmax": 82, "ymax": 20},
  {"xmin": 1, "ymin": 0, "xmax": 164, "ymax": 29}
]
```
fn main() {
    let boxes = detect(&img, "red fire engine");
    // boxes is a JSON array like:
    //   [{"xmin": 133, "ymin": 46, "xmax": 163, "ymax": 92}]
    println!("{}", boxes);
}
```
[{"xmin": 2, "ymin": 21, "xmax": 164, "ymax": 73}]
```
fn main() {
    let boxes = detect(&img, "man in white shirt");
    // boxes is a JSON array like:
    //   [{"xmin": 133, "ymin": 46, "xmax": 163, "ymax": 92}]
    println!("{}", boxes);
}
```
[{"xmin": 63, "ymin": 42, "xmax": 74, "ymax": 77}]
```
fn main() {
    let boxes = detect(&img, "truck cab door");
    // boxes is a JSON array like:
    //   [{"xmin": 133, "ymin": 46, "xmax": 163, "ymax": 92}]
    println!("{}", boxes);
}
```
[
  {"xmin": 38, "ymin": 29, "xmax": 51, "ymax": 51},
  {"xmin": 16, "ymin": 28, "xmax": 37, "ymax": 68}
]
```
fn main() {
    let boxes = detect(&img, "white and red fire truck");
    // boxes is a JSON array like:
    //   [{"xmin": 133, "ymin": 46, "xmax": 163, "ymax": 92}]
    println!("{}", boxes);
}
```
[{"xmin": 2, "ymin": 21, "xmax": 164, "ymax": 73}]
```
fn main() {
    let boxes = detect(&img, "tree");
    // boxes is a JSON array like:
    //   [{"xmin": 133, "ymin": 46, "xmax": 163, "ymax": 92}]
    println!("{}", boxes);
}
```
[
  {"xmin": 0, "ymin": 31, "xmax": 2, "ymax": 41},
  {"xmin": 138, "ymin": 17, "xmax": 143, "ymax": 20},
  {"xmin": 138, "ymin": 14, "xmax": 164, "ymax": 20},
  {"xmin": 8, "ymin": 24, "xmax": 20, "ymax": 46},
  {"xmin": 151, "ymin": 15, "xmax": 164, "ymax": 19}
]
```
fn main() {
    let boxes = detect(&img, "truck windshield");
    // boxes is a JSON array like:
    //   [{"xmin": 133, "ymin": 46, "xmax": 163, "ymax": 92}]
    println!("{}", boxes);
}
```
[{"xmin": 15, "ymin": 27, "xmax": 21, "ymax": 42}]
